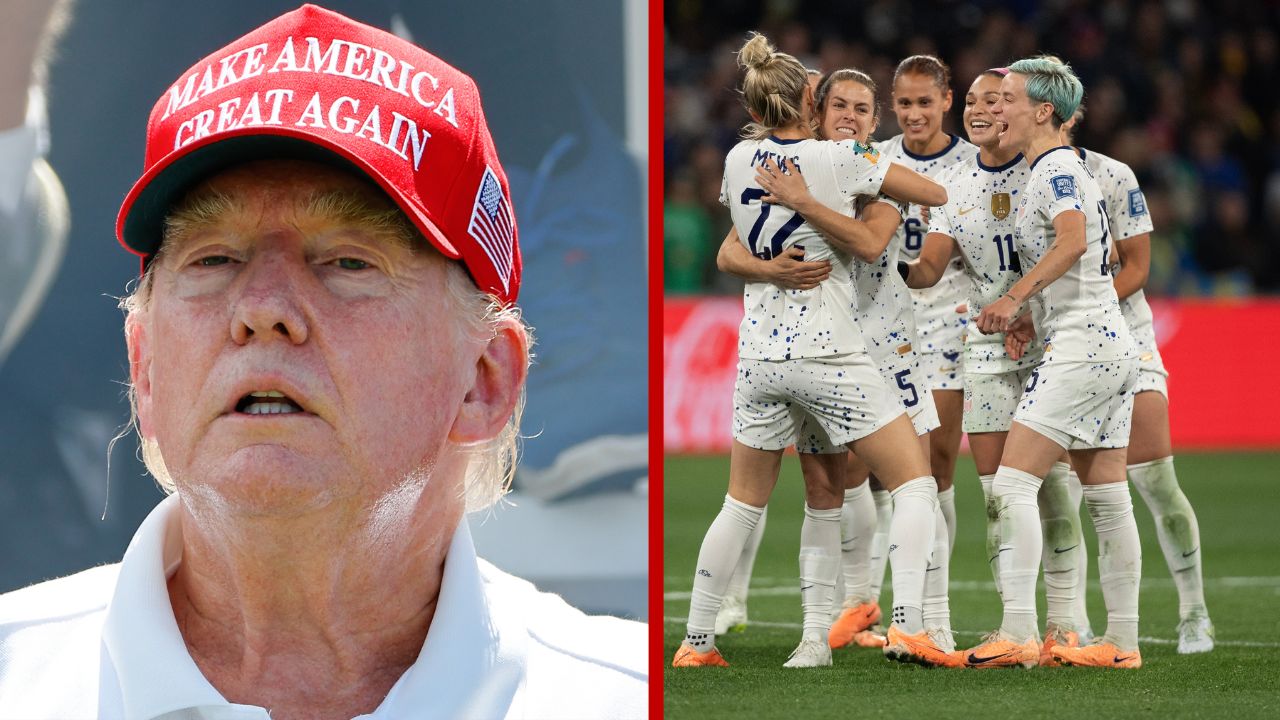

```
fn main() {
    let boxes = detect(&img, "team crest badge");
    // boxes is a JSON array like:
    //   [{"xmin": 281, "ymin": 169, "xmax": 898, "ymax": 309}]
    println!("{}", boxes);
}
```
[{"xmin": 991, "ymin": 192, "xmax": 1011, "ymax": 220}]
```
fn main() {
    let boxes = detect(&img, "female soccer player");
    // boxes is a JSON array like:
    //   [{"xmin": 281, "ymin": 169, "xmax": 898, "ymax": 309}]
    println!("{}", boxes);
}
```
[
  {"xmin": 878, "ymin": 56, "xmax": 978, "ymax": 550},
  {"xmin": 671, "ymin": 34, "xmax": 951, "ymax": 670},
  {"xmin": 905, "ymin": 68, "xmax": 1087, "ymax": 665},
  {"xmin": 718, "ymin": 68, "xmax": 959, "ymax": 665},
  {"xmin": 963, "ymin": 56, "xmax": 1144, "ymax": 669},
  {"xmin": 1060, "ymin": 110, "xmax": 1215, "ymax": 653}
]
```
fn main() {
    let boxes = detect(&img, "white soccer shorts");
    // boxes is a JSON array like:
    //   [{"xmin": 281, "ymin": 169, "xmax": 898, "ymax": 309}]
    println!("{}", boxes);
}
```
[
  {"xmin": 732, "ymin": 354, "xmax": 904, "ymax": 452},
  {"xmin": 1013, "ymin": 357, "xmax": 1139, "ymax": 450},
  {"xmin": 963, "ymin": 367, "xmax": 1035, "ymax": 434},
  {"xmin": 870, "ymin": 350, "xmax": 940, "ymax": 436},
  {"xmin": 1132, "ymin": 348, "xmax": 1169, "ymax": 398},
  {"xmin": 917, "ymin": 349, "xmax": 964, "ymax": 392}
]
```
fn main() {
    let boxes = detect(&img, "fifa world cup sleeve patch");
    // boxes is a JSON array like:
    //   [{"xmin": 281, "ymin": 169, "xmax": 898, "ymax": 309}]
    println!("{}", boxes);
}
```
[
  {"xmin": 848, "ymin": 140, "xmax": 879, "ymax": 163},
  {"xmin": 1128, "ymin": 188, "xmax": 1148, "ymax": 216},
  {"xmin": 1050, "ymin": 174, "xmax": 1077, "ymax": 200}
]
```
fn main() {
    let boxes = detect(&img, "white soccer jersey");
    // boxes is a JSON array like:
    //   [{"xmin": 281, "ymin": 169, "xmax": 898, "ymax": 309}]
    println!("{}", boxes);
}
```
[
  {"xmin": 876, "ymin": 133, "xmax": 978, "ymax": 355},
  {"xmin": 852, "ymin": 194, "xmax": 916, "ymax": 358},
  {"xmin": 849, "ymin": 194, "xmax": 933, "ymax": 414},
  {"xmin": 1013, "ymin": 146, "xmax": 1136, "ymax": 362},
  {"xmin": 929, "ymin": 152, "xmax": 1040, "ymax": 374},
  {"xmin": 1081, "ymin": 148, "xmax": 1158, "ymax": 355},
  {"xmin": 721, "ymin": 136, "xmax": 889, "ymax": 361}
]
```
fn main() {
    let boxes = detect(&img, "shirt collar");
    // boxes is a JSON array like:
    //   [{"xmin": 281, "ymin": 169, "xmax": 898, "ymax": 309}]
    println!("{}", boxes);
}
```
[{"xmin": 102, "ymin": 495, "xmax": 527, "ymax": 720}]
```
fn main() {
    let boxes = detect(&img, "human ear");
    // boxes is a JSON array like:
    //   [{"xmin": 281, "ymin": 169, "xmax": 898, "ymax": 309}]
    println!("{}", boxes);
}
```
[
  {"xmin": 449, "ymin": 317, "xmax": 528, "ymax": 444},
  {"xmin": 126, "ymin": 314, "xmax": 155, "ymax": 440}
]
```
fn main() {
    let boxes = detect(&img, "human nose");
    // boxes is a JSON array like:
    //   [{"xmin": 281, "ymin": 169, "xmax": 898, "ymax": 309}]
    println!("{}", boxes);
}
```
[{"xmin": 229, "ymin": 253, "xmax": 310, "ymax": 346}]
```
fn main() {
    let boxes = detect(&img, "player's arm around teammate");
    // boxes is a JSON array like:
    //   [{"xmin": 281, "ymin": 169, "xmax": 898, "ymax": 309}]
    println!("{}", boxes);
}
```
[
  {"xmin": 744, "ymin": 69, "xmax": 962, "ymax": 665},
  {"xmin": 716, "ymin": 227, "xmax": 832, "ymax": 290}
]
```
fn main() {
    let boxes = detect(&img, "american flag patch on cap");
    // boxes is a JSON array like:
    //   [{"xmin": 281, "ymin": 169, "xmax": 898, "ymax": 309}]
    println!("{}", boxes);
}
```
[{"xmin": 468, "ymin": 167, "xmax": 515, "ymax": 291}]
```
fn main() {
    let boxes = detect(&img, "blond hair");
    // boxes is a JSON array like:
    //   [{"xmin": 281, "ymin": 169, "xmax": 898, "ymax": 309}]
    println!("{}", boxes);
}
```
[
  {"xmin": 118, "ymin": 187, "xmax": 531, "ymax": 512},
  {"xmin": 736, "ymin": 32, "xmax": 810, "ymax": 140}
]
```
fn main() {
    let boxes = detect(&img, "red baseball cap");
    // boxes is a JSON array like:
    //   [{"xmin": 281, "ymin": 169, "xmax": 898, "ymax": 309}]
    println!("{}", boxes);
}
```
[{"xmin": 116, "ymin": 4, "xmax": 521, "ymax": 304}]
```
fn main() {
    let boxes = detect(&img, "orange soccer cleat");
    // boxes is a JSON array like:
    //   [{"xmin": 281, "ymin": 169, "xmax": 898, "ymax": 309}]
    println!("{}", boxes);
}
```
[
  {"xmin": 963, "ymin": 631, "xmax": 1039, "ymax": 669},
  {"xmin": 883, "ymin": 625, "xmax": 965, "ymax": 668},
  {"xmin": 1051, "ymin": 641, "xmax": 1142, "ymax": 669},
  {"xmin": 1040, "ymin": 625, "xmax": 1080, "ymax": 667},
  {"xmin": 853, "ymin": 628, "xmax": 887, "ymax": 647},
  {"xmin": 828, "ymin": 602, "xmax": 882, "ymax": 648},
  {"xmin": 671, "ymin": 644, "xmax": 730, "ymax": 668}
]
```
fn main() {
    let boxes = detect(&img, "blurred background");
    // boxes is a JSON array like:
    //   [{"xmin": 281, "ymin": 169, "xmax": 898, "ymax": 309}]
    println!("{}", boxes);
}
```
[
  {"xmin": 665, "ymin": 0, "xmax": 1280, "ymax": 297},
  {"xmin": 0, "ymin": 0, "xmax": 648, "ymax": 620}
]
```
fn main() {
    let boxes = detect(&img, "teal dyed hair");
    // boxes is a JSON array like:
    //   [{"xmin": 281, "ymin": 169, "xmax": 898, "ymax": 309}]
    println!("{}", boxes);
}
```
[{"xmin": 1007, "ymin": 56, "xmax": 1083, "ymax": 127}]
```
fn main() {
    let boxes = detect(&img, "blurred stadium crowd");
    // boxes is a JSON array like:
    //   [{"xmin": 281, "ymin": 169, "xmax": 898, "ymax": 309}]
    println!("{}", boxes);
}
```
[{"xmin": 664, "ymin": 0, "xmax": 1280, "ymax": 296}]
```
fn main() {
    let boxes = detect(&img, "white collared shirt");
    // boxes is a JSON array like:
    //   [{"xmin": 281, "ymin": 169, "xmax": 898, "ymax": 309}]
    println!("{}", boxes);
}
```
[{"xmin": 0, "ymin": 495, "xmax": 647, "ymax": 719}]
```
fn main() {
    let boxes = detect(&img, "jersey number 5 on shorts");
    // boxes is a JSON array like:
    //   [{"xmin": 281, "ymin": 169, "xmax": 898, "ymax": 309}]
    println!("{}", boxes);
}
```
[{"xmin": 895, "ymin": 369, "xmax": 919, "ymax": 408}]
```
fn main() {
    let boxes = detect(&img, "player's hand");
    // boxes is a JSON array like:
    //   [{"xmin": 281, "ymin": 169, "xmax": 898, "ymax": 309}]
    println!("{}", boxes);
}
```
[
  {"xmin": 756, "ymin": 158, "xmax": 812, "ymax": 211},
  {"xmin": 955, "ymin": 303, "xmax": 968, "ymax": 314},
  {"xmin": 767, "ymin": 247, "xmax": 830, "ymax": 290},
  {"xmin": 1004, "ymin": 314, "xmax": 1036, "ymax": 360},
  {"xmin": 918, "ymin": 205, "xmax": 930, "ymax": 225},
  {"xmin": 975, "ymin": 293, "xmax": 1020, "ymax": 334}
]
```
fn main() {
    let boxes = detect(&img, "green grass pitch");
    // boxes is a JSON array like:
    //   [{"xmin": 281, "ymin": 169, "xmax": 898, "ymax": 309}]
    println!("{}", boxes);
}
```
[{"xmin": 664, "ymin": 452, "xmax": 1280, "ymax": 718}]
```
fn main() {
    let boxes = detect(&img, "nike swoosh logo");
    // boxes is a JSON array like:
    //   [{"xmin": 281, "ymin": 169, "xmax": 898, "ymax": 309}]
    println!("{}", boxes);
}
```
[
  {"xmin": 1182, "ymin": 547, "xmax": 1199, "ymax": 558},
  {"xmin": 1054, "ymin": 544, "xmax": 1079, "ymax": 554},
  {"xmin": 967, "ymin": 651, "xmax": 1014, "ymax": 664},
  {"xmin": 800, "ymin": 585, "xmax": 815, "ymax": 591},
  {"xmin": 1114, "ymin": 654, "xmax": 1136, "ymax": 663},
  {"xmin": 957, "ymin": 206, "xmax": 977, "ymax": 216}
]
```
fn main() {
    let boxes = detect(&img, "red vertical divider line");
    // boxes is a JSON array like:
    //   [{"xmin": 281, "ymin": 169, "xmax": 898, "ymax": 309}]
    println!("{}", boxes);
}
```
[{"xmin": 648, "ymin": 0, "xmax": 665, "ymax": 712}]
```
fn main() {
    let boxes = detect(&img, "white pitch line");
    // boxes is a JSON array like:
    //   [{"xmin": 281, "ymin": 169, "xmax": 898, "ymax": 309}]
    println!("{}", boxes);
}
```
[
  {"xmin": 661, "ymin": 616, "xmax": 1280, "ymax": 649},
  {"xmin": 664, "ymin": 575, "xmax": 1280, "ymax": 601}
]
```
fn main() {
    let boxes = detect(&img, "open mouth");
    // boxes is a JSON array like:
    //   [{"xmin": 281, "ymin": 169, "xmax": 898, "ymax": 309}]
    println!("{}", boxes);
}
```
[
  {"xmin": 970, "ymin": 120, "xmax": 992, "ymax": 132},
  {"xmin": 235, "ymin": 390, "xmax": 304, "ymax": 416}
]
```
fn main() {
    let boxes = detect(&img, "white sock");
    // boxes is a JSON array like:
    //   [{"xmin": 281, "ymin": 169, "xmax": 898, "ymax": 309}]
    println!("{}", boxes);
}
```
[
  {"xmin": 922, "ymin": 501, "xmax": 952, "ymax": 635},
  {"xmin": 1083, "ymin": 482, "xmax": 1142, "ymax": 651},
  {"xmin": 1039, "ymin": 462, "xmax": 1081, "ymax": 631},
  {"xmin": 799, "ymin": 504, "xmax": 841, "ymax": 642},
  {"xmin": 839, "ymin": 483, "xmax": 875, "ymax": 605},
  {"xmin": 1066, "ymin": 469, "xmax": 1092, "ymax": 636},
  {"xmin": 1129, "ymin": 457, "xmax": 1207, "ymax": 619},
  {"xmin": 686, "ymin": 495, "xmax": 765, "ymax": 651},
  {"xmin": 725, "ymin": 505, "xmax": 767, "ymax": 602},
  {"xmin": 887, "ymin": 477, "xmax": 937, "ymax": 634},
  {"xmin": 938, "ymin": 486, "xmax": 957, "ymax": 556},
  {"xmin": 868, "ymin": 488, "xmax": 893, "ymax": 603},
  {"xmin": 979, "ymin": 473, "xmax": 1002, "ymax": 598},
  {"xmin": 994, "ymin": 465, "xmax": 1043, "ymax": 641}
]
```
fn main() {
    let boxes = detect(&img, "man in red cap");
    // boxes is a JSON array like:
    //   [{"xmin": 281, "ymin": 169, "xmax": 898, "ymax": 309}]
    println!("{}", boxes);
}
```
[{"xmin": 0, "ymin": 6, "xmax": 646, "ymax": 718}]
